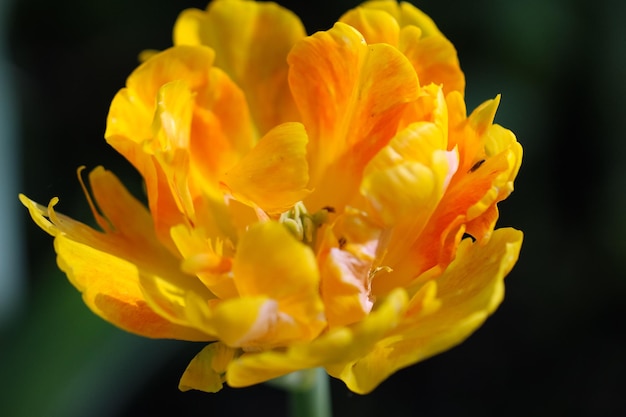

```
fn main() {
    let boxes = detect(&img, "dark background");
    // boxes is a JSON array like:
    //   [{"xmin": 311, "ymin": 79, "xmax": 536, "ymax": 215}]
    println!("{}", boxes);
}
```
[{"xmin": 2, "ymin": 0, "xmax": 625, "ymax": 416}]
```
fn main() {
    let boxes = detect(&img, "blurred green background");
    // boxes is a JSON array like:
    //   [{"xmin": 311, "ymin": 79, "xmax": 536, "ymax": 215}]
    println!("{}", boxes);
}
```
[{"xmin": 2, "ymin": 0, "xmax": 625, "ymax": 416}]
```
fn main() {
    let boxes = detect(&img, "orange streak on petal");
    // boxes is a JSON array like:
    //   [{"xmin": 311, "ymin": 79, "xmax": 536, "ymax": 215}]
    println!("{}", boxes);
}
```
[
  {"xmin": 20, "ymin": 168, "xmax": 212, "ymax": 341},
  {"xmin": 337, "ymin": 228, "xmax": 523, "ymax": 394},
  {"xmin": 174, "ymin": 0, "xmax": 305, "ymax": 133},
  {"xmin": 288, "ymin": 22, "xmax": 419, "ymax": 209}
]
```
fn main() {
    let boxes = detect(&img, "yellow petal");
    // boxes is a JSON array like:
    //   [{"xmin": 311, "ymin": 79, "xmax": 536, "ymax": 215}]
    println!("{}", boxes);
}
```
[
  {"xmin": 361, "ymin": 119, "xmax": 459, "ymax": 293},
  {"xmin": 335, "ymin": 228, "xmax": 523, "ymax": 394},
  {"xmin": 232, "ymin": 221, "xmax": 326, "ymax": 340},
  {"xmin": 183, "ymin": 290, "xmax": 311, "ymax": 349},
  {"xmin": 362, "ymin": 162, "xmax": 438, "ymax": 227},
  {"xmin": 174, "ymin": 0, "xmax": 305, "ymax": 133},
  {"xmin": 288, "ymin": 22, "xmax": 419, "ymax": 210},
  {"xmin": 221, "ymin": 122, "xmax": 311, "ymax": 214},
  {"xmin": 19, "ymin": 168, "xmax": 210, "ymax": 341},
  {"xmin": 359, "ymin": 1, "xmax": 442, "ymax": 37},
  {"xmin": 206, "ymin": 297, "xmax": 286, "ymax": 348},
  {"xmin": 149, "ymin": 80, "xmax": 195, "ymax": 216},
  {"xmin": 226, "ymin": 288, "xmax": 408, "ymax": 387},
  {"xmin": 170, "ymin": 224, "xmax": 238, "ymax": 299},
  {"xmin": 318, "ymin": 209, "xmax": 383, "ymax": 327},
  {"xmin": 179, "ymin": 342, "xmax": 237, "ymax": 393}
]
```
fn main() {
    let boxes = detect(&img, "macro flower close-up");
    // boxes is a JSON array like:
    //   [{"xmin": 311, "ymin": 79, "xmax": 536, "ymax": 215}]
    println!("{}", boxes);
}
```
[{"xmin": 19, "ymin": 0, "xmax": 522, "ymax": 399}]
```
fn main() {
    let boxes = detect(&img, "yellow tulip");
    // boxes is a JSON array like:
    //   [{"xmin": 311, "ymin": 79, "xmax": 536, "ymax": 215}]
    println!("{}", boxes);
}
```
[{"xmin": 21, "ymin": 0, "xmax": 522, "ymax": 394}]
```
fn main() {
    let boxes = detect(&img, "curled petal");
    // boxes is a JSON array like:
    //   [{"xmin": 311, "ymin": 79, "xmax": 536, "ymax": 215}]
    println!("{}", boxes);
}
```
[
  {"xmin": 342, "ymin": 1, "xmax": 465, "ymax": 95},
  {"xmin": 179, "ymin": 342, "xmax": 237, "ymax": 393},
  {"xmin": 170, "ymin": 224, "xmax": 237, "ymax": 299},
  {"xmin": 357, "ymin": 1, "xmax": 442, "ymax": 36},
  {"xmin": 226, "ymin": 288, "xmax": 408, "ymax": 387},
  {"xmin": 336, "ymin": 228, "xmax": 523, "ymax": 394},
  {"xmin": 318, "ymin": 210, "xmax": 383, "ymax": 327},
  {"xmin": 106, "ymin": 45, "xmax": 255, "ymax": 241}
]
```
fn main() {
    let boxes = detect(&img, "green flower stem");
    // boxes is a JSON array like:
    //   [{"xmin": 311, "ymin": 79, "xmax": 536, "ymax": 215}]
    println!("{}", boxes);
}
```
[
  {"xmin": 288, "ymin": 368, "xmax": 332, "ymax": 417},
  {"xmin": 268, "ymin": 368, "xmax": 333, "ymax": 417}
]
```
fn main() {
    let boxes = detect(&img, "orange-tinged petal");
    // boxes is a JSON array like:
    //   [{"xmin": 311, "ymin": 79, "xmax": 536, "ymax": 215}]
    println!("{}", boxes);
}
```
[
  {"xmin": 123, "ymin": 45, "xmax": 216, "ymax": 116},
  {"xmin": 189, "ymin": 65, "xmax": 256, "ymax": 188},
  {"xmin": 399, "ymin": 25, "xmax": 465, "ymax": 95},
  {"xmin": 19, "ymin": 168, "xmax": 210, "ymax": 341},
  {"xmin": 21, "ymin": 1, "xmax": 523, "ymax": 397},
  {"xmin": 233, "ymin": 222, "xmax": 326, "ymax": 340},
  {"xmin": 288, "ymin": 22, "xmax": 419, "ymax": 210},
  {"xmin": 106, "ymin": 45, "xmax": 254, "ymax": 185},
  {"xmin": 448, "ymin": 94, "xmax": 499, "ymax": 173},
  {"xmin": 179, "ymin": 342, "xmax": 237, "ymax": 393},
  {"xmin": 360, "ymin": 115, "xmax": 459, "ymax": 293},
  {"xmin": 106, "ymin": 45, "xmax": 255, "ymax": 240},
  {"xmin": 221, "ymin": 122, "xmax": 311, "ymax": 214},
  {"xmin": 174, "ymin": 0, "xmax": 305, "ymax": 133},
  {"xmin": 53, "ymin": 234, "xmax": 208, "ymax": 341},
  {"xmin": 342, "ymin": 1, "xmax": 465, "ymax": 95},
  {"xmin": 380, "ymin": 94, "xmax": 521, "ymax": 289},
  {"xmin": 335, "ymin": 228, "xmax": 523, "ymax": 394},
  {"xmin": 340, "ymin": 7, "xmax": 400, "ymax": 45}
]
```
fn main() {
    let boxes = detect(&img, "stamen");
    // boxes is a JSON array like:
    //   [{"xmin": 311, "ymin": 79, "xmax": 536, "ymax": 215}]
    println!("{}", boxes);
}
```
[
  {"xmin": 76, "ymin": 166, "xmax": 113, "ymax": 232},
  {"xmin": 279, "ymin": 202, "xmax": 333, "ymax": 246}
]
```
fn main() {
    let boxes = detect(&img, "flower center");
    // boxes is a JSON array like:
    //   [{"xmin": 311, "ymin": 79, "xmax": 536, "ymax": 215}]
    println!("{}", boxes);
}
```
[{"xmin": 279, "ymin": 202, "xmax": 333, "ymax": 246}]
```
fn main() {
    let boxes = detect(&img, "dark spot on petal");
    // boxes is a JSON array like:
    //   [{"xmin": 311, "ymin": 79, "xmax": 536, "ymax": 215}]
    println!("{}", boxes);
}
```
[{"xmin": 469, "ymin": 159, "xmax": 485, "ymax": 173}]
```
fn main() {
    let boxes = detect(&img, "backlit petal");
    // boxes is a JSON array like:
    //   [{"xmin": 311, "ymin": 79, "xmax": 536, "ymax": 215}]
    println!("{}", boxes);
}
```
[
  {"xmin": 221, "ymin": 122, "xmax": 311, "ymax": 214},
  {"xmin": 288, "ymin": 22, "xmax": 419, "ymax": 209},
  {"xmin": 174, "ymin": 0, "xmax": 305, "ymax": 133}
]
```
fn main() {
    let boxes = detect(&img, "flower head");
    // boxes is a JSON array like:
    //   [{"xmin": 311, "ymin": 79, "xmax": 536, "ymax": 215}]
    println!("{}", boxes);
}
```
[{"xmin": 21, "ymin": 0, "xmax": 523, "ymax": 394}]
